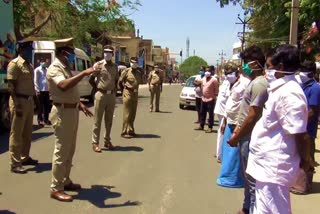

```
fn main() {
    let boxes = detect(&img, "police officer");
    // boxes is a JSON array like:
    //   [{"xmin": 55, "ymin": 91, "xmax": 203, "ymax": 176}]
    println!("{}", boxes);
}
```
[
  {"xmin": 89, "ymin": 45, "xmax": 118, "ymax": 152},
  {"xmin": 7, "ymin": 39, "xmax": 38, "ymax": 174},
  {"xmin": 47, "ymin": 38, "xmax": 99, "ymax": 202},
  {"xmin": 148, "ymin": 64, "xmax": 163, "ymax": 112},
  {"xmin": 118, "ymin": 57, "xmax": 143, "ymax": 138}
]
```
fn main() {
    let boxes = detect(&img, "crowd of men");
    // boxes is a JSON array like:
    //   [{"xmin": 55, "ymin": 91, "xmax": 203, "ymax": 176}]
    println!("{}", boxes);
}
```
[
  {"xmin": 6, "ymin": 37, "xmax": 163, "ymax": 202},
  {"xmin": 193, "ymin": 44, "xmax": 320, "ymax": 214}
]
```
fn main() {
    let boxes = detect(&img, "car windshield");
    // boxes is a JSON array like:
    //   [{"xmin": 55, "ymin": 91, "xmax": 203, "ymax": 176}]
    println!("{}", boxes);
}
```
[{"xmin": 185, "ymin": 77, "xmax": 196, "ymax": 87}]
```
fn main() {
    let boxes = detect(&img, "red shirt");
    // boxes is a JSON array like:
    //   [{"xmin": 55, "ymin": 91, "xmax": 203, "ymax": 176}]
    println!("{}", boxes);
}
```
[{"xmin": 201, "ymin": 76, "xmax": 219, "ymax": 102}]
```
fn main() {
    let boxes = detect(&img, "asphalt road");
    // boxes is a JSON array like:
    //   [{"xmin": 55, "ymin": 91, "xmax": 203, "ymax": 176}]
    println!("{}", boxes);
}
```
[{"xmin": 0, "ymin": 85, "xmax": 319, "ymax": 214}]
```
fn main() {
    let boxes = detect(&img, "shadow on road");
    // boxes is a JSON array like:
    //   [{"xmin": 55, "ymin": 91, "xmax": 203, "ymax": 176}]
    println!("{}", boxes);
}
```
[
  {"xmin": 0, "ymin": 210, "xmax": 16, "ymax": 214},
  {"xmin": 32, "ymin": 132, "xmax": 54, "ymax": 142},
  {"xmin": 28, "ymin": 162, "xmax": 52, "ymax": 173},
  {"xmin": 154, "ymin": 111, "xmax": 172, "ymax": 114},
  {"xmin": 315, "ymin": 149, "xmax": 320, "ymax": 153},
  {"xmin": 310, "ymin": 182, "xmax": 320, "ymax": 194},
  {"xmin": 102, "ymin": 146, "xmax": 143, "ymax": 152},
  {"xmin": 75, "ymin": 185, "xmax": 141, "ymax": 208},
  {"xmin": 133, "ymin": 134, "xmax": 161, "ymax": 139}
]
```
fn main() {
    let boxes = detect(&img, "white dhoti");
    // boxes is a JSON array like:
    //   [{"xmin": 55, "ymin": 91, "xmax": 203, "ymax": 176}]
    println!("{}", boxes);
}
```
[{"xmin": 254, "ymin": 181, "xmax": 291, "ymax": 214}]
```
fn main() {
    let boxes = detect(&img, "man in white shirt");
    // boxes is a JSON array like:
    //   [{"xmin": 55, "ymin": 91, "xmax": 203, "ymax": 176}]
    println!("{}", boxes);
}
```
[
  {"xmin": 193, "ymin": 66, "xmax": 205, "ymax": 123},
  {"xmin": 214, "ymin": 72, "xmax": 229, "ymax": 162},
  {"xmin": 246, "ymin": 45, "xmax": 311, "ymax": 214},
  {"xmin": 34, "ymin": 61, "xmax": 51, "ymax": 126}
]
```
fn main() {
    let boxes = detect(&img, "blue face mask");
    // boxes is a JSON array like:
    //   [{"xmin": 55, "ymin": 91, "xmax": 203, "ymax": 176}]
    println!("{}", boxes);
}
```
[{"xmin": 67, "ymin": 53, "xmax": 75, "ymax": 64}]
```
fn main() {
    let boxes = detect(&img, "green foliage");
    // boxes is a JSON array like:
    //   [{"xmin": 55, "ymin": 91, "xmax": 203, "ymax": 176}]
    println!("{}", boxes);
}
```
[
  {"xmin": 13, "ymin": 0, "xmax": 141, "ymax": 45},
  {"xmin": 216, "ymin": 0, "xmax": 320, "ymax": 52},
  {"xmin": 180, "ymin": 56, "xmax": 208, "ymax": 77}
]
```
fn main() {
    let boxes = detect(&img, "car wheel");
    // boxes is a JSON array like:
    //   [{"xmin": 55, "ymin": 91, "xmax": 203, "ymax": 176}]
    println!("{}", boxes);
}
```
[
  {"xmin": 179, "ymin": 104, "xmax": 184, "ymax": 109},
  {"xmin": 0, "ymin": 95, "xmax": 11, "ymax": 132}
]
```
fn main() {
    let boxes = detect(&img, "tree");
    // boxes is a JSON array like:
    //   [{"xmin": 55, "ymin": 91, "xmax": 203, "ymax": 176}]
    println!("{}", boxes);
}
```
[
  {"xmin": 180, "ymin": 56, "xmax": 208, "ymax": 77},
  {"xmin": 13, "ymin": 0, "xmax": 141, "ymax": 45},
  {"xmin": 216, "ymin": 0, "xmax": 320, "ymax": 53}
]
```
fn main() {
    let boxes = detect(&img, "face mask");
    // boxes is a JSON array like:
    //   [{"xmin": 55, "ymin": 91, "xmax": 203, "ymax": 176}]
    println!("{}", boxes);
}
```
[
  {"xmin": 205, "ymin": 71, "xmax": 211, "ymax": 78},
  {"xmin": 40, "ymin": 62, "xmax": 46, "ymax": 68},
  {"xmin": 226, "ymin": 72, "xmax": 237, "ymax": 84},
  {"xmin": 242, "ymin": 63, "xmax": 253, "ymax": 76},
  {"xmin": 265, "ymin": 69, "xmax": 277, "ymax": 84},
  {"xmin": 298, "ymin": 72, "xmax": 312, "ymax": 84},
  {"xmin": 104, "ymin": 52, "xmax": 113, "ymax": 61},
  {"xmin": 131, "ymin": 62, "xmax": 138, "ymax": 69},
  {"xmin": 20, "ymin": 49, "xmax": 32, "ymax": 62}
]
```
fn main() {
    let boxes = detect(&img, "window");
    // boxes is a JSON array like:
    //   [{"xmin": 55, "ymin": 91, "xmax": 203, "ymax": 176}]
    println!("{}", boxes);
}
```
[
  {"xmin": 76, "ymin": 58, "xmax": 86, "ymax": 72},
  {"xmin": 185, "ymin": 77, "xmax": 196, "ymax": 87},
  {"xmin": 33, "ymin": 53, "xmax": 52, "ymax": 68}
]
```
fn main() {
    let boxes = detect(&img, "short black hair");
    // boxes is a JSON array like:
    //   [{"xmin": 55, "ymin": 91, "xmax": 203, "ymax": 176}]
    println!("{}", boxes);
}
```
[
  {"xmin": 271, "ymin": 45, "xmax": 300, "ymax": 72},
  {"xmin": 301, "ymin": 60, "xmax": 316, "ymax": 73},
  {"xmin": 240, "ymin": 45, "xmax": 266, "ymax": 66}
]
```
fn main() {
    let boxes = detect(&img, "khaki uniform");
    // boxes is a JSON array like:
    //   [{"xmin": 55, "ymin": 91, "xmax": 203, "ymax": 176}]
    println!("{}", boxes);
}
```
[
  {"xmin": 47, "ymin": 58, "xmax": 80, "ymax": 191},
  {"xmin": 7, "ymin": 56, "xmax": 35, "ymax": 167},
  {"xmin": 118, "ymin": 68, "xmax": 143, "ymax": 135},
  {"xmin": 148, "ymin": 70, "xmax": 163, "ymax": 111},
  {"xmin": 91, "ymin": 60, "xmax": 119, "ymax": 145}
]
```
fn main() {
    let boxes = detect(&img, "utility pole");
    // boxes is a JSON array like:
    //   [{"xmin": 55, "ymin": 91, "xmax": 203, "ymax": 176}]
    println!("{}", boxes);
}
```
[
  {"xmin": 289, "ymin": 0, "xmax": 299, "ymax": 45},
  {"xmin": 219, "ymin": 50, "xmax": 226, "ymax": 66},
  {"xmin": 236, "ymin": 14, "xmax": 251, "ymax": 52},
  {"xmin": 193, "ymin": 49, "xmax": 195, "ymax": 56},
  {"xmin": 216, "ymin": 59, "xmax": 220, "ymax": 75}
]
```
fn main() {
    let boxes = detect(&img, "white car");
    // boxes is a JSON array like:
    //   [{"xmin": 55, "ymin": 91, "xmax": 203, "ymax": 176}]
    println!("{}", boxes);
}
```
[{"xmin": 179, "ymin": 75, "xmax": 197, "ymax": 109}]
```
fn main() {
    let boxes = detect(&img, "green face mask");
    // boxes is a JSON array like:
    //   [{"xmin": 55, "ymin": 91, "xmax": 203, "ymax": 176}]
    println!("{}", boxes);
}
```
[{"xmin": 242, "ymin": 63, "xmax": 252, "ymax": 76}]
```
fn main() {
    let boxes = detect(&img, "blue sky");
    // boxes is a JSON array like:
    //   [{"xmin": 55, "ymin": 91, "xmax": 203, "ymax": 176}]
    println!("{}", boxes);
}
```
[{"xmin": 129, "ymin": 0, "xmax": 244, "ymax": 65}]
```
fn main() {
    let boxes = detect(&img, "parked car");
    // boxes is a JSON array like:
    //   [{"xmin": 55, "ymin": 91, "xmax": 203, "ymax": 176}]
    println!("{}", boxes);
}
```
[{"xmin": 179, "ymin": 75, "xmax": 196, "ymax": 109}]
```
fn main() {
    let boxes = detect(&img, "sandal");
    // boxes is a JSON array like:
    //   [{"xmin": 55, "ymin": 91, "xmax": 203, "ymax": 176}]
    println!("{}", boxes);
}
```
[
  {"xmin": 104, "ymin": 142, "xmax": 115, "ymax": 150},
  {"xmin": 92, "ymin": 144, "xmax": 102, "ymax": 153}
]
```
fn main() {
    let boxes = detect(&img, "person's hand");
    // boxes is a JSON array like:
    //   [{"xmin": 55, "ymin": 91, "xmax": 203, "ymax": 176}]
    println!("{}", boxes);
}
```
[
  {"xmin": 228, "ymin": 134, "xmax": 239, "ymax": 147},
  {"xmin": 300, "ymin": 159, "xmax": 312, "ymax": 172},
  {"xmin": 220, "ymin": 121, "xmax": 226, "ymax": 135},
  {"xmin": 79, "ymin": 102, "xmax": 93, "ymax": 117}
]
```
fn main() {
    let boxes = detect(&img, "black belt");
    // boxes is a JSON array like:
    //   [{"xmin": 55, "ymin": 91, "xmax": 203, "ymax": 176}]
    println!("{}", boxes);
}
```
[
  {"xmin": 15, "ymin": 93, "xmax": 33, "ymax": 100},
  {"xmin": 124, "ymin": 86, "xmax": 138, "ymax": 93}
]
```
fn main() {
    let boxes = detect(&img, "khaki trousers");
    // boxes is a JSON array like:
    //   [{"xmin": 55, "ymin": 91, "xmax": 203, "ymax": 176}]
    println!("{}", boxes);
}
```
[
  {"xmin": 92, "ymin": 91, "xmax": 116, "ymax": 145},
  {"xmin": 50, "ymin": 105, "xmax": 79, "ymax": 191},
  {"xmin": 150, "ymin": 85, "xmax": 161, "ymax": 111},
  {"xmin": 9, "ymin": 97, "xmax": 34, "ymax": 167},
  {"xmin": 122, "ymin": 89, "xmax": 138, "ymax": 135}
]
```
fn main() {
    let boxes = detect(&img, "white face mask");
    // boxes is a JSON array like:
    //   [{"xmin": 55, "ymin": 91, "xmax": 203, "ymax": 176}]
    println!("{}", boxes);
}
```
[
  {"xmin": 226, "ymin": 72, "xmax": 237, "ymax": 84},
  {"xmin": 265, "ymin": 69, "xmax": 294, "ymax": 84},
  {"xmin": 131, "ymin": 62, "xmax": 138, "ymax": 69},
  {"xmin": 104, "ymin": 52, "xmax": 113, "ymax": 61},
  {"xmin": 205, "ymin": 71, "xmax": 211, "ymax": 78}
]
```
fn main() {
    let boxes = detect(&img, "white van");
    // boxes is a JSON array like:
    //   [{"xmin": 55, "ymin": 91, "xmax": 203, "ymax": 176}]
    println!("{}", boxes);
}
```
[{"xmin": 32, "ymin": 41, "xmax": 94, "ymax": 101}]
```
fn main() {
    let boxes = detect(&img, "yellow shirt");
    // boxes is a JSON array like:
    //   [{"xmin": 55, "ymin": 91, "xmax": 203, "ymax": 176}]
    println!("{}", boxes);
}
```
[
  {"xmin": 93, "ymin": 60, "xmax": 119, "ymax": 91},
  {"xmin": 148, "ymin": 70, "xmax": 163, "ymax": 85},
  {"xmin": 119, "ymin": 67, "xmax": 143, "ymax": 90},
  {"xmin": 46, "ymin": 58, "xmax": 80, "ymax": 103},
  {"xmin": 7, "ymin": 56, "xmax": 35, "ymax": 96}
]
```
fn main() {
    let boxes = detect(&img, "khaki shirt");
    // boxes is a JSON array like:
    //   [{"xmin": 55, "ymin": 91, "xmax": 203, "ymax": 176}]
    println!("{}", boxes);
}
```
[
  {"xmin": 119, "ymin": 67, "xmax": 143, "ymax": 90},
  {"xmin": 148, "ymin": 70, "xmax": 163, "ymax": 85},
  {"xmin": 93, "ymin": 60, "xmax": 119, "ymax": 91},
  {"xmin": 7, "ymin": 56, "xmax": 35, "ymax": 96},
  {"xmin": 46, "ymin": 58, "xmax": 80, "ymax": 103}
]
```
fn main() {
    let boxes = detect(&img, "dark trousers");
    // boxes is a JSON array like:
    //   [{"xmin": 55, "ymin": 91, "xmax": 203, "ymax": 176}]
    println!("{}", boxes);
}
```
[
  {"xmin": 200, "ymin": 100, "xmax": 215, "ymax": 128},
  {"xmin": 195, "ymin": 97, "xmax": 202, "ymax": 121},
  {"xmin": 37, "ymin": 91, "xmax": 51, "ymax": 122}
]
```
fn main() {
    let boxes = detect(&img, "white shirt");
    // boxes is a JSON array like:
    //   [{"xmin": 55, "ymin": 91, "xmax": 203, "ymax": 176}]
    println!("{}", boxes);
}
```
[
  {"xmin": 246, "ymin": 75, "xmax": 308, "ymax": 187},
  {"xmin": 34, "ymin": 65, "xmax": 48, "ymax": 92},
  {"xmin": 225, "ymin": 74, "xmax": 250, "ymax": 124},
  {"xmin": 194, "ymin": 74, "xmax": 202, "ymax": 98},
  {"xmin": 214, "ymin": 79, "xmax": 230, "ymax": 116}
]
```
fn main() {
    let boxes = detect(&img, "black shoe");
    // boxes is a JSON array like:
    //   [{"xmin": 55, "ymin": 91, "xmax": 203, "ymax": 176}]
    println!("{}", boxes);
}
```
[
  {"xmin": 22, "ymin": 157, "xmax": 39, "ymax": 166},
  {"xmin": 38, "ymin": 121, "xmax": 45, "ymax": 127},
  {"xmin": 11, "ymin": 166, "xmax": 27, "ymax": 174}
]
